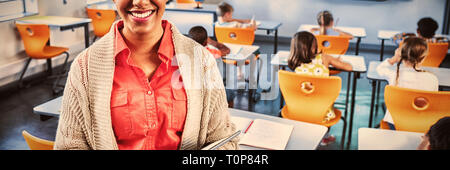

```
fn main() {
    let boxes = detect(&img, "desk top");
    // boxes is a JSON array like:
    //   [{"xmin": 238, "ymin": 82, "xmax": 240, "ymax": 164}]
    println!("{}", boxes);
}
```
[
  {"xmin": 16, "ymin": 16, "xmax": 91, "ymax": 27},
  {"xmin": 367, "ymin": 61, "xmax": 450, "ymax": 88},
  {"xmin": 229, "ymin": 109, "xmax": 328, "ymax": 150},
  {"xmin": 87, "ymin": 1, "xmax": 117, "ymax": 10},
  {"xmin": 377, "ymin": 30, "xmax": 401, "ymax": 40},
  {"xmin": 87, "ymin": 2, "xmax": 218, "ymax": 13},
  {"xmin": 33, "ymin": 96, "xmax": 62, "ymax": 117},
  {"xmin": 33, "ymin": 97, "xmax": 327, "ymax": 150},
  {"xmin": 298, "ymin": 24, "xmax": 367, "ymax": 38},
  {"xmin": 271, "ymin": 50, "xmax": 367, "ymax": 73},
  {"xmin": 222, "ymin": 43, "xmax": 260, "ymax": 61},
  {"xmin": 257, "ymin": 20, "xmax": 282, "ymax": 31},
  {"xmin": 358, "ymin": 128, "xmax": 423, "ymax": 150},
  {"xmin": 166, "ymin": 3, "xmax": 218, "ymax": 13}
]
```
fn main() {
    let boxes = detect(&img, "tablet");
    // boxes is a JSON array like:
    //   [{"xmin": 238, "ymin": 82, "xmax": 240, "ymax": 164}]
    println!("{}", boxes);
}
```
[{"xmin": 201, "ymin": 130, "xmax": 241, "ymax": 150}]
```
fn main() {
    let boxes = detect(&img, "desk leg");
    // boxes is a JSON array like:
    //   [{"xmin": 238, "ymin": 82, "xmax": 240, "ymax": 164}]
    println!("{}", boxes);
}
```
[
  {"xmin": 84, "ymin": 23, "xmax": 90, "ymax": 48},
  {"xmin": 380, "ymin": 39, "xmax": 385, "ymax": 61},
  {"xmin": 344, "ymin": 72, "xmax": 351, "ymax": 118},
  {"xmin": 248, "ymin": 54, "xmax": 257, "ymax": 112},
  {"xmin": 46, "ymin": 59, "xmax": 52, "ymax": 76},
  {"xmin": 279, "ymin": 66, "xmax": 285, "ymax": 110},
  {"xmin": 355, "ymin": 37, "xmax": 361, "ymax": 56},
  {"xmin": 274, "ymin": 29, "xmax": 279, "ymax": 54},
  {"xmin": 375, "ymin": 81, "xmax": 381, "ymax": 116},
  {"xmin": 346, "ymin": 72, "xmax": 358, "ymax": 149},
  {"xmin": 368, "ymin": 80, "xmax": 377, "ymax": 128}
]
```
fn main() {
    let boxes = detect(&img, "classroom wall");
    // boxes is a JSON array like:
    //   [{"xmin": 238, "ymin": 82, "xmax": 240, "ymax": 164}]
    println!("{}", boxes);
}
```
[{"xmin": 222, "ymin": 0, "xmax": 447, "ymax": 46}]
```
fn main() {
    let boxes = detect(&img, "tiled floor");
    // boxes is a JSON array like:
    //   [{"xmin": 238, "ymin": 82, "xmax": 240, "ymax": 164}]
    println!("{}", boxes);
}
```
[{"xmin": 1, "ymin": 39, "xmax": 448, "ymax": 150}]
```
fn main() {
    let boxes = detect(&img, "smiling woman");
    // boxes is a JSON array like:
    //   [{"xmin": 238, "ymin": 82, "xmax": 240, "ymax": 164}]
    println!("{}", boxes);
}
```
[{"xmin": 54, "ymin": 0, "xmax": 239, "ymax": 150}]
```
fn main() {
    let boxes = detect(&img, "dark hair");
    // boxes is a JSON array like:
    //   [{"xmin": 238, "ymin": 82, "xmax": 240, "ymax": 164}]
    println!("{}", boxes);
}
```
[
  {"xmin": 288, "ymin": 31, "xmax": 318, "ymax": 70},
  {"xmin": 217, "ymin": 2, "xmax": 234, "ymax": 17},
  {"xmin": 427, "ymin": 117, "xmax": 450, "ymax": 150},
  {"xmin": 188, "ymin": 26, "xmax": 208, "ymax": 46},
  {"xmin": 417, "ymin": 17, "xmax": 438, "ymax": 39},
  {"xmin": 317, "ymin": 10, "xmax": 334, "ymax": 35},
  {"xmin": 395, "ymin": 37, "xmax": 428, "ymax": 85}
]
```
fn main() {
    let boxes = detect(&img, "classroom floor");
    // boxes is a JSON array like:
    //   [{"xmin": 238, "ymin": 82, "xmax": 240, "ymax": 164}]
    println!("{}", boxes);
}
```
[{"xmin": 1, "ymin": 38, "xmax": 448, "ymax": 150}]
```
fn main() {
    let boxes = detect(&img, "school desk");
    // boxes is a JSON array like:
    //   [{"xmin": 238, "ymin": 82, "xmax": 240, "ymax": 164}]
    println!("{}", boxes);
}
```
[
  {"xmin": 222, "ymin": 43, "xmax": 260, "ymax": 111},
  {"xmin": 270, "ymin": 50, "xmax": 367, "ymax": 149},
  {"xmin": 33, "ymin": 97, "xmax": 327, "ymax": 150},
  {"xmin": 16, "ymin": 16, "xmax": 92, "ymax": 48},
  {"xmin": 378, "ymin": 30, "xmax": 450, "ymax": 60},
  {"xmin": 15, "ymin": 15, "xmax": 91, "ymax": 75},
  {"xmin": 257, "ymin": 21, "xmax": 282, "ymax": 54},
  {"xmin": 298, "ymin": 24, "xmax": 367, "ymax": 56},
  {"xmin": 86, "ymin": 1, "xmax": 217, "ymax": 37},
  {"xmin": 33, "ymin": 96, "xmax": 62, "ymax": 120},
  {"xmin": 229, "ymin": 108, "xmax": 328, "ymax": 150},
  {"xmin": 366, "ymin": 61, "xmax": 450, "ymax": 128},
  {"xmin": 358, "ymin": 128, "xmax": 423, "ymax": 150}
]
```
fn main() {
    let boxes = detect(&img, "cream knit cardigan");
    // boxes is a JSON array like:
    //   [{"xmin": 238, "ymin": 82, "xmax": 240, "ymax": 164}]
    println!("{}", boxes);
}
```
[{"xmin": 54, "ymin": 21, "xmax": 239, "ymax": 150}]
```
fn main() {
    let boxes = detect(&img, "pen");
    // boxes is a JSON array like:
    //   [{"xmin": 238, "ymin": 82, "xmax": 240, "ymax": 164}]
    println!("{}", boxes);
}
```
[{"xmin": 244, "ymin": 120, "xmax": 254, "ymax": 133}]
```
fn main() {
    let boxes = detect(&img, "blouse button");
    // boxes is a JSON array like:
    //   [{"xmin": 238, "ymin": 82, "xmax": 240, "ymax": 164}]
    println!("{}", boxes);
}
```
[
  {"xmin": 147, "ymin": 91, "xmax": 153, "ymax": 95},
  {"xmin": 151, "ymin": 123, "xmax": 157, "ymax": 129}
]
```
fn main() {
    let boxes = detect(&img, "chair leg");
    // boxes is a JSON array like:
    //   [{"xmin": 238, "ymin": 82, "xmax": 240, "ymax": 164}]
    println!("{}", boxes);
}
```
[
  {"xmin": 340, "ymin": 116, "xmax": 347, "ymax": 150},
  {"xmin": 92, "ymin": 36, "xmax": 97, "ymax": 44},
  {"xmin": 52, "ymin": 52, "xmax": 69, "ymax": 94},
  {"xmin": 18, "ymin": 58, "xmax": 32, "ymax": 89}
]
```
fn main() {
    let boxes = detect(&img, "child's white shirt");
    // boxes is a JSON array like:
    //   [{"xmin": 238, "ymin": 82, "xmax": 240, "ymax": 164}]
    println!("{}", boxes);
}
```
[{"xmin": 376, "ymin": 59, "xmax": 439, "ymax": 124}]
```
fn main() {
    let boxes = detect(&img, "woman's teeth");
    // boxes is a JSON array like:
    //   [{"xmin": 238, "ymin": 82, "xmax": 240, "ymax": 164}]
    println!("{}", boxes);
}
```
[{"xmin": 130, "ymin": 11, "xmax": 153, "ymax": 18}]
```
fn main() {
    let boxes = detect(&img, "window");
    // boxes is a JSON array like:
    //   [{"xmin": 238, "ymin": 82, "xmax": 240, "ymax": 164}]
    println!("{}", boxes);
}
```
[{"xmin": 0, "ymin": 0, "xmax": 38, "ymax": 22}]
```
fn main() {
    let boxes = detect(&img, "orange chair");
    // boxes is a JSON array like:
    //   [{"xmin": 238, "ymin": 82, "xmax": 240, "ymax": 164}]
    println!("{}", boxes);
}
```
[
  {"xmin": 22, "ymin": 130, "xmax": 54, "ymax": 150},
  {"xmin": 384, "ymin": 85, "xmax": 450, "ymax": 133},
  {"xmin": 422, "ymin": 42, "xmax": 448, "ymax": 67},
  {"xmin": 86, "ymin": 8, "xmax": 116, "ymax": 43},
  {"xmin": 176, "ymin": 0, "xmax": 195, "ymax": 3},
  {"xmin": 379, "ymin": 120, "xmax": 391, "ymax": 130},
  {"xmin": 315, "ymin": 35, "xmax": 351, "ymax": 75},
  {"xmin": 278, "ymin": 70, "xmax": 347, "ymax": 149},
  {"xmin": 16, "ymin": 23, "xmax": 69, "ymax": 94},
  {"xmin": 215, "ymin": 26, "xmax": 257, "ymax": 65},
  {"xmin": 215, "ymin": 26, "xmax": 262, "ymax": 94},
  {"xmin": 315, "ymin": 35, "xmax": 351, "ymax": 56}
]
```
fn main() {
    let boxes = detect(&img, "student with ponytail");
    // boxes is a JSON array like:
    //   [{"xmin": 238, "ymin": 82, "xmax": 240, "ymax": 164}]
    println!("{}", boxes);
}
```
[
  {"xmin": 310, "ymin": 10, "xmax": 353, "ymax": 39},
  {"xmin": 288, "ymin": 31, "xmax": 352, "ymax": 146},
  {"xmin": 376, "ymin": 37, "xmax": 439, "ymax": 130}
]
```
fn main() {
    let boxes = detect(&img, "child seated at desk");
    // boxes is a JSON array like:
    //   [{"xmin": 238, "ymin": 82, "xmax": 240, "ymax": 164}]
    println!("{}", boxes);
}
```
[
  {"xmin": 376, "ymin": 37, "xmax": 439, "ymax": 130},
  {"xmin": 188, "ymin": 26, "xmax": 235, "ymax": 108},
  {"xmin": 417, "ymin": 117, "xmax": 450, "ymax": 150},
  {"xmin": 287, "ymin": 31, "xmax": 352, "ymax": 146},
  {"xmin": 188, "ymin": 26, "xmax": 230, "ymax": 59},
  {"xmin": 215, "ymin": 2, "xmax": 257, "ymax": 29},
  {"xmin": 310, "ymin": 10, "xmax": 353, "ymax": 39},
  {"xmin": 393, "ymin": 17, "xmax": 449, "ymax": 45}
]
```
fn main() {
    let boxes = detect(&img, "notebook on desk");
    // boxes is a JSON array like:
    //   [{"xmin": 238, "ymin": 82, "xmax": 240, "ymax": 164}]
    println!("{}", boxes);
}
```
[{"xmin": 231, "ymin": 116, "xmax": 293, "ymax": 150}]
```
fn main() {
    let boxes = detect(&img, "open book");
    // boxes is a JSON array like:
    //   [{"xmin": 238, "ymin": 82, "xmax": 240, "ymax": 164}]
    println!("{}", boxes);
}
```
[{"xmin": 231, "ymin": 117, "xmax": 294, "ymax": 150}]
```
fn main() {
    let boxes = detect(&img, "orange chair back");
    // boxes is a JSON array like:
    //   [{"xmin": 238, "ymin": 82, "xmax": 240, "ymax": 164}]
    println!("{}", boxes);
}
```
[
  {"xmin": 86, "ymin": 8, "xmax": 116, "ymax": 37},
  {"xmin": 422, "ymin": 42, "xmax": 448, "ymax": 67},
  {"xmin": 16, "ymin": 23, "xmax": 50, "ymax": 59},
  {"xmin": 215, "ymin": 26, "xmax": 255, "ymax": 45},
  {"xmin": 176, "ymin": 0, "xmax": 195, "ymax": 3},
  {"xmin": 315, "ymin": 35, "xmax": 350, "ymax": 55},
  {"xmin": 385, "ymin": 85, "xmax": 450, "ymax": 133},
  {"xmin": 22, "ymin": 130, "xmax": 54, "ymax": 150},
  {"xmin": 278, "ymin": 70, "xmax": 341, "ymax": 124}
]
